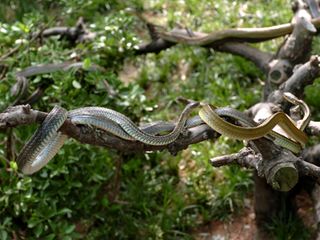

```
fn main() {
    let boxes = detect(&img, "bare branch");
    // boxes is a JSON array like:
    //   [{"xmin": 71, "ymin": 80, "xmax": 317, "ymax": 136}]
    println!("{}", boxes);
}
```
[
  {"xmin": 307, "ymin": 121, "xmax": 320, "ymax": 136},
  {"xmin": 210, "ymin": 147, "xmax": 261, "ymax": 168},
  {"xmin": 135, "ymin": 39, "xmax": 175, "ymax": 55},
  {"xmin": 216, "ymin": 42, "xmax": 272, "ymax": 74},
  {"xmin": 276, "ymin": 4, "xmax": 314, "ymax": 64},
  {"xmin": 267, "ymin": 55, "xmax": 320, "ymax": 103},
  {"xmin": 264, "ymin": 2, "xmax": 316, "ymax": 99}
]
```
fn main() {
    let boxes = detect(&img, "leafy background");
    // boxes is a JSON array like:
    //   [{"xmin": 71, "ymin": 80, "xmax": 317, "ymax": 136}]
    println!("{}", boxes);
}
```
[{"xmin": 0, "ymin": 0, "xmax": 317, "ymax": 239}]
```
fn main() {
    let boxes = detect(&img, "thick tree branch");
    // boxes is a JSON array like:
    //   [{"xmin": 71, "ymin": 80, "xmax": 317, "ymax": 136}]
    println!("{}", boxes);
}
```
[
  {"xmin": 216, "ymin": 42, "xmax": 272, "ymax": 74},
  {"xmin": 263, "ymin": 1, "xmax": 316, "ymax": 99},
  {"xmin": 0, "ymin": 105, "xmax": 219, "ymax": 155},
  {"xmin": 135, "ymin": 28, "xmax": 272, "ymax": 73},
  {"xmin": 267, "ymin": 55, "xmax": 320, "ymax": 103},
  {"xmin": 210, "ymin": 147, "xmax": 261, "ymax": 168},
  {"xmin": 135, "ymin": 39, "xmax": 175, "ymax": 55}
]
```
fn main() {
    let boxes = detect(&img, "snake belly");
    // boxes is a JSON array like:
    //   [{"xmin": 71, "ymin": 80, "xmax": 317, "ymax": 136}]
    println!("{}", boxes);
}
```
[{"xmin": 16, "ymin": 106, "xmax": 68, "ymax": 175}]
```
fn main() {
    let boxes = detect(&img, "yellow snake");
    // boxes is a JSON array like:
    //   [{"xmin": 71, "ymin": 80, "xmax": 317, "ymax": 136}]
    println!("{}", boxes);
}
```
[{"xmin": 199, "ymin": 93, "xmax": 309, "ymax": 153}]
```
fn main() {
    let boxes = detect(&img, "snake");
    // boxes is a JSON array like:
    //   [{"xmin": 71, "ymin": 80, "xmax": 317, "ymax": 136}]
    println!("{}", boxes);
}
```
[
  {"xmin": 17, "ymin": 103, "xmax": 257, "ymax": 175},
  {"xmin": 283, "ymin": 92, "xmax": 310, "ymax": 131},
  {"xmin": 11, "ymin": 62, "xmax": 105, "ymax": 105},
  {"xmin": 68, "ymin": 102, "xmax": 199, "ymax": 145},
  {"xmin": 16, "ymin": 102, "xmax": 198, "ymax": 174},
  {"xmin": 199, "ymin": 92, "xmax": 309, "ymax": 153},
  {"xmin": 16, "ymin": 92, "xmax": 310, "ymax": 174},
  {"xmin": 16, "ymin": 106, "xmax": 68, "ymax": 175},
  {"xmin": 158, "ymin": 18, "xmax": 320, "ymax": 46},
  {"xmin": 69, "ymin": 106, "xmax": 254, "ymax": 139}
]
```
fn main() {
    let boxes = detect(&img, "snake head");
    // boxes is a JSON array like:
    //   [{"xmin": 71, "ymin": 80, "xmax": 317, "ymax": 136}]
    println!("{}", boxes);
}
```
[
  {"xmin": 283, "ymin": 92, "xmax": 299, "ymax": 105},
  {"xmin": 199, "ymin": 102, "xmax": 217, "ymax": 110},
  {"xmin": 188, "ymin": 101, "xmax": 200, "ymax": 108}
]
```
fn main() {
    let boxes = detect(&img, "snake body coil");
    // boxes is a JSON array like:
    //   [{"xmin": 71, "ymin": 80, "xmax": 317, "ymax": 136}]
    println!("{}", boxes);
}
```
[
  {"xmin": 283, "ymin": 92, "xmax": 311, "ymax": 131},
  {"xmin": 17, "ymin": 103, "xmax": 198, "ymax": 174},
  {"xmin": 16, "ymin": 93, "xmax": 310, "ymax": 175},
  {"xmin": 16, "ymin": 106, "xmax": 68, "ymax": 175}
]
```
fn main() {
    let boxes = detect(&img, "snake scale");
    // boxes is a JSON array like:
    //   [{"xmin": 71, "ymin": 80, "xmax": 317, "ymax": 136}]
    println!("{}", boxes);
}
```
[{"xmin": 16, "ymin": 93, "xmax": 310, "ymax": 175}]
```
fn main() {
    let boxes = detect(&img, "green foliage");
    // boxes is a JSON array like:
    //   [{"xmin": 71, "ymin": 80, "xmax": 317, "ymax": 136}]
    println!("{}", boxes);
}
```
[
  {"xmin": 0, "ymin": 0, "xmax": 316, "ymax": 239},
  {"xmin": 265, "ymin": 207, "xmax": 311, "ymax": 240}
]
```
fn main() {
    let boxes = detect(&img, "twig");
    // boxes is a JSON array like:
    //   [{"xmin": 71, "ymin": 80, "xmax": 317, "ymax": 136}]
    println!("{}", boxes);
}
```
[{"xmin": 210, "ymin": 147, "xmax": 261, "ymax": 168}]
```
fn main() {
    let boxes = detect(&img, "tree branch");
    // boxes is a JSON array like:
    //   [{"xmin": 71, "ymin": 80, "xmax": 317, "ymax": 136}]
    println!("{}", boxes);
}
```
[
  {"xmin": 267, "ymin": 55, "xmax": 320, "ymax": 103},
  {"xmin": 210, "ymin": 147, "xmax": 261, "ymax": 168},
  {"xmin": 0, "ymin": 105, "xmax": 219, "ymax": 155},
  {"xmin": 216, "ymin": 42, "xmax": 272, "ymax": 74}
]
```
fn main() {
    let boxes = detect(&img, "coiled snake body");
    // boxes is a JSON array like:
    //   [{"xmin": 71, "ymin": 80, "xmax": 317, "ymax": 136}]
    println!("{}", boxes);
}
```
[
  {"xmin": 17, "ymin": 106, "xmax": 68, "ymax": 174},
  {"xmin": 17, "ymin": 102, "xmax": 198, "ymax": 174},
  {"xmin": 16, "ymin": 93, "xmax": 310, "ymax": 175}
]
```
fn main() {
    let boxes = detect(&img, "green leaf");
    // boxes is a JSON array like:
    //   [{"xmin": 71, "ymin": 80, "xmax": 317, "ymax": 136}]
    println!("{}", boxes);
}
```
[
  {"xmin": 64, "ymin": 224, "xmax": 75, "ymax": 234},
  {"xmin": 101, "ymin": 197, "xmax": 109, "ymax": 207},
  {"xmin": 28, "ymin": 218, "xmax": 41, "ymax": 228},
  {"xmin": 43, "ymin": 233, "xmax": 55, "ymax": 240},
  {"xmin": 34, "ymin": 223, "xmax": 43, "ymax": 237},
  {"xmin": 72, "ymin": 80, "xmax": 81, "ymax": 89},
  {"xmin": 57, "ymin": 208, "xmax": 72, "ymax": 215},
  {"xmin": 9, "ymin": 161, "xmax": 17, "ymax": 171},
  {"xmin": 0, "ymin": 230, "xmax": 8, "ymax": 240},
  {"xmin": 83, "ymin": 58, "xmax": 91, "ymax": 70}
]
